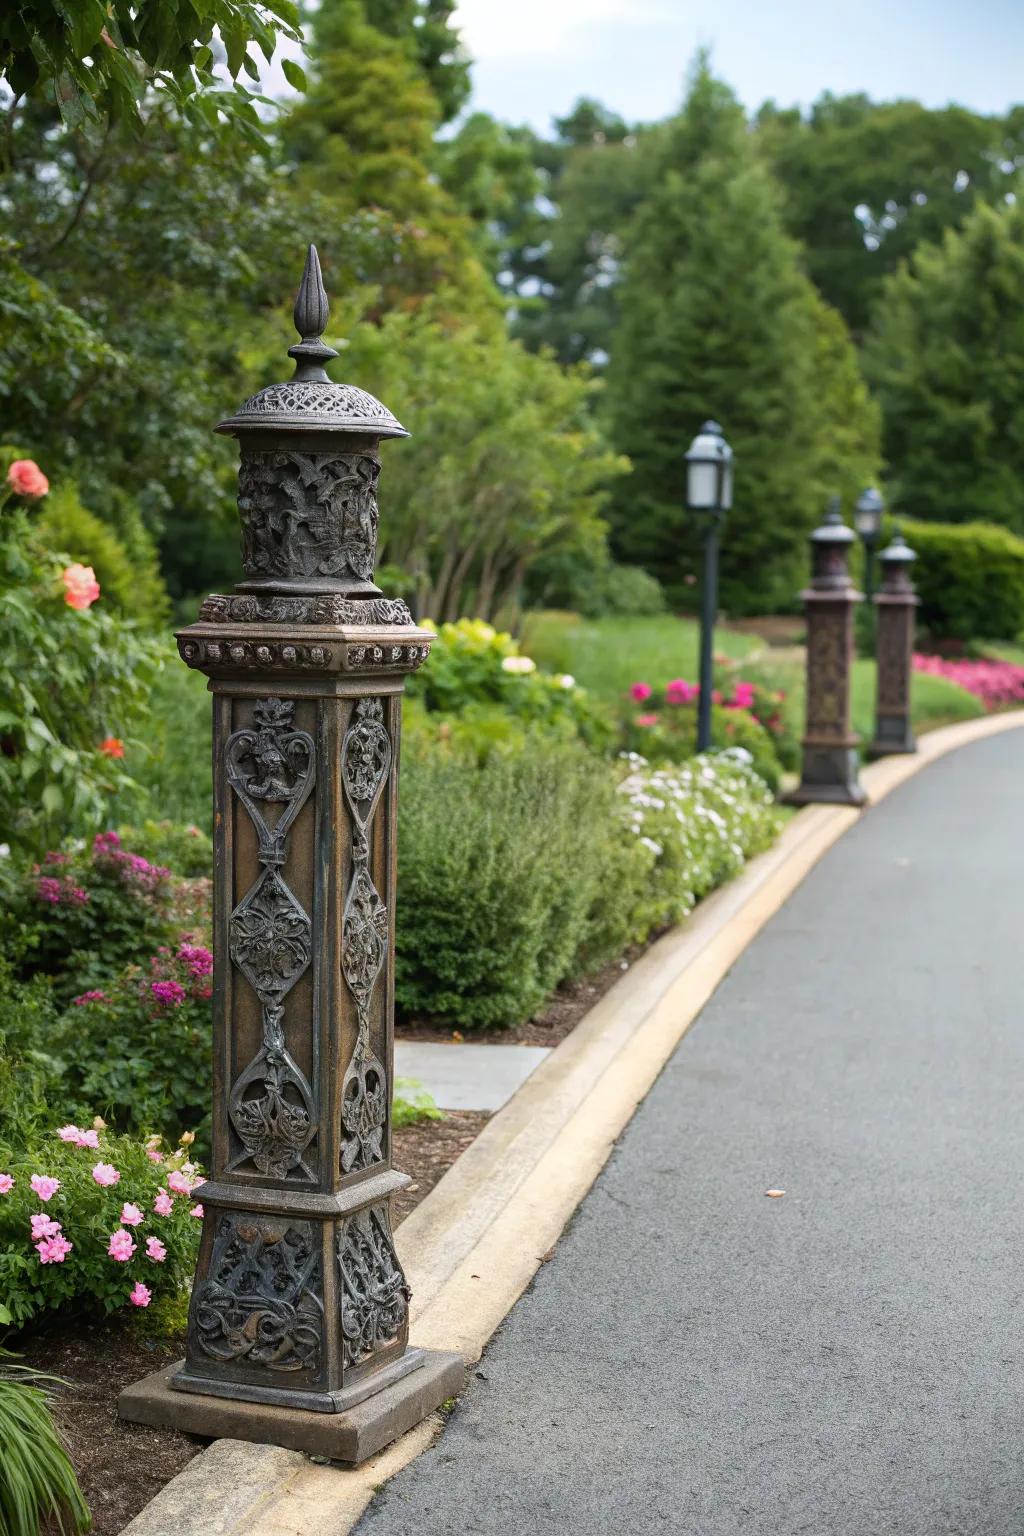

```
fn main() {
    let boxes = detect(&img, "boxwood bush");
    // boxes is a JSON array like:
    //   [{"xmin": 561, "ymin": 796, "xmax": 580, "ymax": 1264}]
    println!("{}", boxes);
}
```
[{"xmin": 897, "ymin": 518, "xmax": 1024, "ymax": 642}]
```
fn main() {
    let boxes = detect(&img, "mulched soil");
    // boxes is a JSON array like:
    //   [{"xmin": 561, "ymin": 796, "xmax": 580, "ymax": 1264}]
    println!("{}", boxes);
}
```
[{"xmin": 18, "ymin": 1108, "xmax": 490, "ymax": 1536}]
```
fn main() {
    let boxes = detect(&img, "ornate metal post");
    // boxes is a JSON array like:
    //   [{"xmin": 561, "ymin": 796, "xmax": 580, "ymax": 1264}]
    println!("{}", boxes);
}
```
[
  {"xmin": 869, "ymin": 532, "xmax": 918, "ymax": 757},
  {"xmin": 119, "ymin": 247, "xmax": 461, "ymax": 1460},
  {"xmin": 785, "ymin": 498, "xmax": 867, "ymax": 807}
]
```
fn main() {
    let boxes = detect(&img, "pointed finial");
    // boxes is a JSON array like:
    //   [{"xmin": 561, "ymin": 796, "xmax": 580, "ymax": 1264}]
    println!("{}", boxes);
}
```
[
  {"xmin": 288, "ymin": 244, "xmax": 339, "ymax": 382},
  {"xmin": 824, "ymin": 493, "xmax": 843, "ymax": 524}
]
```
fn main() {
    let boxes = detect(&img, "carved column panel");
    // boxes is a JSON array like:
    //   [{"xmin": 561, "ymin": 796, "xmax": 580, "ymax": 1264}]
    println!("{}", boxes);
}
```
[
  {"xmin": 119, "ymin": 244, "xmax": 464, "ymax": 1460},
  {"xmin": 786, "ymin": 500, "xmax": 867, "ymax": 807}
]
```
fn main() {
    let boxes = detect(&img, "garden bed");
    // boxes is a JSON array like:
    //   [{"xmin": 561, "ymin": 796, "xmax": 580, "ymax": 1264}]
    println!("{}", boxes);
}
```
[{"xmin": 16, "ymin": 1111, "xmax": 489, "ymax": 1536}]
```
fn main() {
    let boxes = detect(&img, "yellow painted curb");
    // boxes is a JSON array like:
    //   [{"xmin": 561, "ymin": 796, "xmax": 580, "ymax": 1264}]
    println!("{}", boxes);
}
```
[{"xmin": 150, "ymin": 708, "xmax": 1024, "ymax": 1536}]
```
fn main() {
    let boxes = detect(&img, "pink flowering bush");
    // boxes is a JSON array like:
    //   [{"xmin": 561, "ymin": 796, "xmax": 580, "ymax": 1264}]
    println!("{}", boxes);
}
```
[
  {"xmin": 0, "ymin": 1122, "xmax": 201, "ymax": 1327},
  {"xmin": 1, "ymin": 828, "xmax": 198, "ymax": 1001},
  {"xmin": 619, "ymin": 678, "xmax": 786, "ymax": 791},
  {"xmin": 53, "ymin": 936, "xmax": 213, "ymax": 1153},
  {"xmin": 913, "ymin": 653, "xmax": 1024, "ymax": 710}
]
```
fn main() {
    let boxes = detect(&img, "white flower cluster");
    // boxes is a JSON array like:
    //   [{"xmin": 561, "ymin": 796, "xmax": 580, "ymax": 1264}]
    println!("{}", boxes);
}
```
[{"xmin": 617, "ymin": 749, "xmax": 781, "ymax": 929}]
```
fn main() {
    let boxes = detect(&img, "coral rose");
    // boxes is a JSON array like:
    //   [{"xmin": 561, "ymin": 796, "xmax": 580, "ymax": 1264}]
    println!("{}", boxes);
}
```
[
  {"xmin": 62, "ymin": 563, "xmax": 100, "ymax": 610},
  {"xmin": 7, "ymin": 460, "xmax": 49, "ymax": 499},
  {"xmin": 99, "ymin": 737, "xmax": 125, "ymax": 758}
]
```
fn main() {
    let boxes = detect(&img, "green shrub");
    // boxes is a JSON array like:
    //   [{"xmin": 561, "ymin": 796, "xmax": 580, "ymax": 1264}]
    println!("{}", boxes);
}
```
[
  {"xmin": 393, "ymin": 1079, "xmax": 444, "ymax": 1128},
  {"xmin": 0, "ymin": 1353, "xmax": 89, "ymax": 1536},
  {"xmin": 0, "ymin": 959, "xmax": 66, "ymax": 1139},
  {"xmin": 0, "ymin": 1123, "xmax": 201, "ymax": 1329},
  {"xmin": 524, "ymin": 548, "xmax": 667, "ymax": 619},
  {"xmin": 38, "ymin": 481, "xmax": 169, "ymax": 625},
  {"xmin": 111, "ymin": 645, "xmax": 214, "ymax": 833},
  {"xmin": 396, "ymin": 743, "xmax": 652, "ymax": 1030},
  {"xmin": 51, "ymin": 938, "xmax": 214, "ymax": 1153},
  {"xmin": 117, "ymin": 818, "xmax": 213, "ymax": 880},
  {"xmin": 0, "ymin": 471, "xmax": 164, "ymax": 855},
  {"xmin": 408, "ymin": 618, "xmax": 614, "ymax": 752},
  {"xmin": 899, "ymin": 517, "xmax": 1024, "ymax": 642}
]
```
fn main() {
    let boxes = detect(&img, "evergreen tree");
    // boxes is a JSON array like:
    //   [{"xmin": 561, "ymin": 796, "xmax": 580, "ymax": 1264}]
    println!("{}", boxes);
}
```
[
  {"xmin": 864, "ymin": 198, "xmax": 1024, "ymax": 533},
  {"xmin": 605, "ymin": 66, "xmax": 879, "ymax": 613}
]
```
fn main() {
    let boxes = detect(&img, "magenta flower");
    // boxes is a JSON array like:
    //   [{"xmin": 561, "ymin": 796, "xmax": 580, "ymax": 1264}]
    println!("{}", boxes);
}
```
[
  {"xmin": 145, "ymin": 1236, "xmax": 167, "ymax": 1263},
  {"xmin": 120, "ymin": 1202, "xmax": 144, "ymax": 1227},
  {"xmin": 107, "ymin": 1229, "xmax": 136, "ymax": 1262},
  {"xmin": 72, "ymin": 990, "xmax": 106, "ymax": 1007},
  {"xmin": 0, "ymin": 1174, "xmax": 13, "ymax": 1195},
  {"xmin": 30, "ymin": 1174, "xmax": 60, "ymax": 1202},
  {"xmin": 629, "ymin": 682, "xmax": 653, "ymax": 702},
  {"xmin": 153, "ymin": 1191, "xmax": 174, "ymax": 1217},
  {"xmin": 36, "ymin": 876, "xmax": 62, "ymax": 904},
  {"xmin": 665, "ymin": 679, "xmax": 698, "ymax": 705},
  {"xmin": 130, "ymin": 1281, "xmax": 152, "ymax": 1308},
  {"xmin": 634, "ymin": 713, "xmax": 659, "ymax": 727},
  {"xmin": 178, "ymin": 942, "xmax": 213, "ymax": 977},
  {"xmin": 91, "ymin": 1162, "xmax": 120, "ymax": 1187},
  {"xmin": 166, "ymin": 1170, "xmax": 191, "ymax": 1196},
  {"xmin": 36, "ymin": 1234, "xmax": 73, "ymax": 1264},
  {"xmin": 732, "ymin": 681, "xmax": 756, "ymax": 709},
  {"xmin": 151, "ymin": 979, "xmax": 186, "ymax": 1007},
  {"xmin": 30, "ymin": 1213, "xmax": 62, "ymax": 1241},
  {"xmin": 190, "ymin": 1203, "xmax": 204, "ymax": 1219}
]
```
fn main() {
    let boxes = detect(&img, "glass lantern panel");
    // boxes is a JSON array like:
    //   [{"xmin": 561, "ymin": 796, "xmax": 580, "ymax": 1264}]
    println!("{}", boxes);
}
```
[{"xmin": 687, "ymin": 461, "xmax": 718, "ymax": 509}]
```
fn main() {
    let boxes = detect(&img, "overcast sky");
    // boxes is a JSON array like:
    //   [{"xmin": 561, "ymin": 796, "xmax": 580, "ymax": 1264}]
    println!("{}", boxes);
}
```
[{"xmin": 451, "ymin": 0, "xmax": 1024, "ymax": 131}]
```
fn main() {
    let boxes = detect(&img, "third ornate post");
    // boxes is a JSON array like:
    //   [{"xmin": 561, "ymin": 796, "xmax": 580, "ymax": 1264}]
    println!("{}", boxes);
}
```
[{"xmin": 869, "ymin": 532, "xmax": 919, "ymax": 757}]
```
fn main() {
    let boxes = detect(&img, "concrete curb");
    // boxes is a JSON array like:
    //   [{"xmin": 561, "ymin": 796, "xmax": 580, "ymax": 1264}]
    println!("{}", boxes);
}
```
[{"xmin": 121, "ymin": 709, "xmax": 1024, "ymax": 1536}]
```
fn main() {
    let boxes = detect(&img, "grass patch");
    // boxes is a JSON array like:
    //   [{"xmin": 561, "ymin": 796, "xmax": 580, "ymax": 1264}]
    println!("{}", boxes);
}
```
[{"xmin": 519, "ymin": 612, "xmax": 758, "ymax": 703}]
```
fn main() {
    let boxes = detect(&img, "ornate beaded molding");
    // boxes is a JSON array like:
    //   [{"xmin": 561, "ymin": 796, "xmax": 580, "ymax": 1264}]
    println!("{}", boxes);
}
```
[
  {"xmin": 219, "ymin": 381, "xmax": 407, "ymax": 438},
  {"xmin": 340, "ymin": 698, "xmax": 392, "ymax": 1174},
  {"xmin": 177, "ymin": 636, "xmax": 430, "ymax": 673},
  {"xmin": 225, "ymin": 699, "xmax": 317, "ymax": 1182},
  {"xmin": 199, "ymin": 593, "xmax": 414, "ymax": 627}
]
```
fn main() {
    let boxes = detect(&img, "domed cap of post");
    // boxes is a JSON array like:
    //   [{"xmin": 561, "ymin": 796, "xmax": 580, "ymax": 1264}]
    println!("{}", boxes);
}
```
[
  {"xmin": 810, "ymin": 495, "xmax": 856, "ymax": 549},
  {"xmin": 809, "ymin": 496, "xmax": 857, "ymax": 593},
  {"xmin": 878, "ymin": 528, "xmax": 918, "ymax": 597},
  {"xmin": 879, "ymin": 529, "xmax": 917, "ymax": 568},
  {"xmin": 216, "ymin": 245, "xmax": 408, "ymax": 440}
]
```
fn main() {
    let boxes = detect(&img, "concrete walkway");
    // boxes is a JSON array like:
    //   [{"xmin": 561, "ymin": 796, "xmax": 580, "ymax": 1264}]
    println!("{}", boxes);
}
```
[{"xmin": 357, "ymin": 729, "xmax": 1024, "ymax": 1536}]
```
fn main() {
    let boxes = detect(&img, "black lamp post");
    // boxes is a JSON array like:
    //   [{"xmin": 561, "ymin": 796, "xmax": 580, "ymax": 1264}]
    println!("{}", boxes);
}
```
[
  {"xmin": 685, "ymin": 421, "xmax": 734, "ymax": 753},
  {"xmin": 854, "ymin": 487, "xmax": 885, "ymax": 643}
]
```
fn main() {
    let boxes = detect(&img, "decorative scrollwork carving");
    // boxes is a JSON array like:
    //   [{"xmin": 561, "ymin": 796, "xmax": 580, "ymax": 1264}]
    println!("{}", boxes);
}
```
[
  {"xmin": 199, "ymin": 593, "xmax": 414, "ymax": 627},
  {"xmin": 340, "ymin": 700, "xmax": 392, "ymax": 1173},
  {"xmin": 237, "ymin": 450, "xmax": 380, "ymax": 585},
  {"xmin": 190, "ymin": 1215, "xmax": 322, "ymax": 1374},
  {"xmin": 226, "ymin": 699, "xmax": 317, "ymax": 1181},
  {"xmin": 337, "ymin": 1206, "xmax": 409, "ymax": 1370}
]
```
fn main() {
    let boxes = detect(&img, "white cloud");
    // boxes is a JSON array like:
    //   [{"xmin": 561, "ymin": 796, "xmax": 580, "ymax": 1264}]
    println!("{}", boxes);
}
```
[{"xmin": 454, "ymin": 0, "xmax": 673, "ymax": 61}]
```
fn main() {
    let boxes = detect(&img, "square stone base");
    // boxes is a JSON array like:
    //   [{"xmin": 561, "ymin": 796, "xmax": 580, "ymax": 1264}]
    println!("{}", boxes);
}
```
[
  {"xmin": 118, "ymin": 1348, "xmax": 465, "ymax": 1465},
  {"xmin": 784, "ymin": 743, "xmax": 866, "ymax": 807}
]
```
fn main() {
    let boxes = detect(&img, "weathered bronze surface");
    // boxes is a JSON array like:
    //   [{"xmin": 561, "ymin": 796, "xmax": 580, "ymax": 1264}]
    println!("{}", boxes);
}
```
[
  {"xmin": 869, "ymin": 533, "xmax": 919, "ymax": 758},
  {"xmin": 785, "ymin": 500, "xmax": 867, "ymax": 807},
  {"xmin": 118, "ymin": 247, "xmax": 461, "ymax": 1454}
]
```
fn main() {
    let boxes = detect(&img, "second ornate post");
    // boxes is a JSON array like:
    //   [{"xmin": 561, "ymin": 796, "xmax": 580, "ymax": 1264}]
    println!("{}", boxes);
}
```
[
  {"xmin": 869, "ymin": 532, "xmax": 918, "ymax": 757},
  {"xmin": 119, "ymin": 246, "xmax": 462, "ymax": 1461},
  {"xmin": 785, "ymin": 498, "xmax": 867, "ymax": 807}
]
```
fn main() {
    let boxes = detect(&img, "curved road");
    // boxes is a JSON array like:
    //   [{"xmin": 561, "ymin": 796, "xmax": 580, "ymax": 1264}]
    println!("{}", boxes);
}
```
[{"xmin": 359, "ymin": 728, "xmax": 1024, "ymax": 1536}]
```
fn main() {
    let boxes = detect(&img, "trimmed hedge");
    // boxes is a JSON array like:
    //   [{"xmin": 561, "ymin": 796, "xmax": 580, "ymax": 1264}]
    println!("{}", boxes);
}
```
[{"xmin": 896, "ymin": 518, "xmax": 1024, "ymax": 642}]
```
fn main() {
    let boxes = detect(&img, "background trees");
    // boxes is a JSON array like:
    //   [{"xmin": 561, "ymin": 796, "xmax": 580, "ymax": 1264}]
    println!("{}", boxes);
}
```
[{"xmin": 1, "ymin": 3, "xmax": 1021, "ymax": 621}]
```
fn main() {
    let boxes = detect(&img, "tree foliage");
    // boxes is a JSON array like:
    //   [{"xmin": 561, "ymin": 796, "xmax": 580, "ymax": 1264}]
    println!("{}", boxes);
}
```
[
  {"xmin": 604, "ymin": 68, "xmax": 878, "ymax": 613},
  {"xmin": 864, "ymin": 199, "xmax": 1024, "ymax": 533},
  {"xmin": 1, "ymin": 0, "xmax": 301, "ymax": 142}
]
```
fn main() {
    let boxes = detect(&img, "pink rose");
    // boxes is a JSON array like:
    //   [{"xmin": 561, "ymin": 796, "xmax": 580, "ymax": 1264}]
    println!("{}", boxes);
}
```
[
  {"xmin": 7, "ymin": 459, "xmax": 49, "ymax": 499},
  {"xmin": 62, "ymin": 563, "xmax": 100, "ymax": 611},
  {"xmin": 107, "ymin": 1229, "xmax": 136, "ymax": 1262},
  {"xmin": 0, "ymin": 1174, "xmax": 13, "ymax": 1195},
  {"xmin": 91, "ymin": 1162, "xmax": 120, "ymax": 1187},
  {"xmin": 130, "ymin": 1281, "xmax": 152, "ymax": 1308},
  {"xmin": 635, "ymin": 713, "xmax": 659, "ymax": 727},
  {"xmin": 120, "ymin": 1202, "xmax": 144, "ymax": 1227},
  {"xmin": 151, "ymin": 980, "xmax": 186, "ymax": 1007},
  {"xmin": 166, "ymin": 1170, "xmax": 191, "ymax": 1196},
  {"xmin": 145, "ymin": 1236, "xmax": 167, "ymax": 1263},
  {"xmin": 36, "ymin": 1234, "xmax": 73, "ymax": 1264},
  {"xmin": 190, "ymin": 1204, "xmax": 204, "ymax": 1219},
  {"xmin": 146, "ymin": 1148, "xmax": 164, "ymax": 1164},
  {"xmin": 153, "ymin": 1191, "xmax": 174, "ymax": 1217},
  {"xmin": 629, "ymin": 682, "xmax": 653, "ymax": 702},
  {"xmin": 732, "ymin": 682, "xmax": 756, "ymax": 709},
  {"xmin": 76, "ymin": 1129, "xmax": 100, "ymax": 1149},
  {"xmin": 30, "ymin": 1174, "xmax": 60, "ymax": 1202},
  {"xmin": 57, "ymin": 1125, "xmax": 81, "ymax": 1142},
  {"xmin": 30, "ymin": 1213, "xmax": 62, "ymax": 1241}
]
